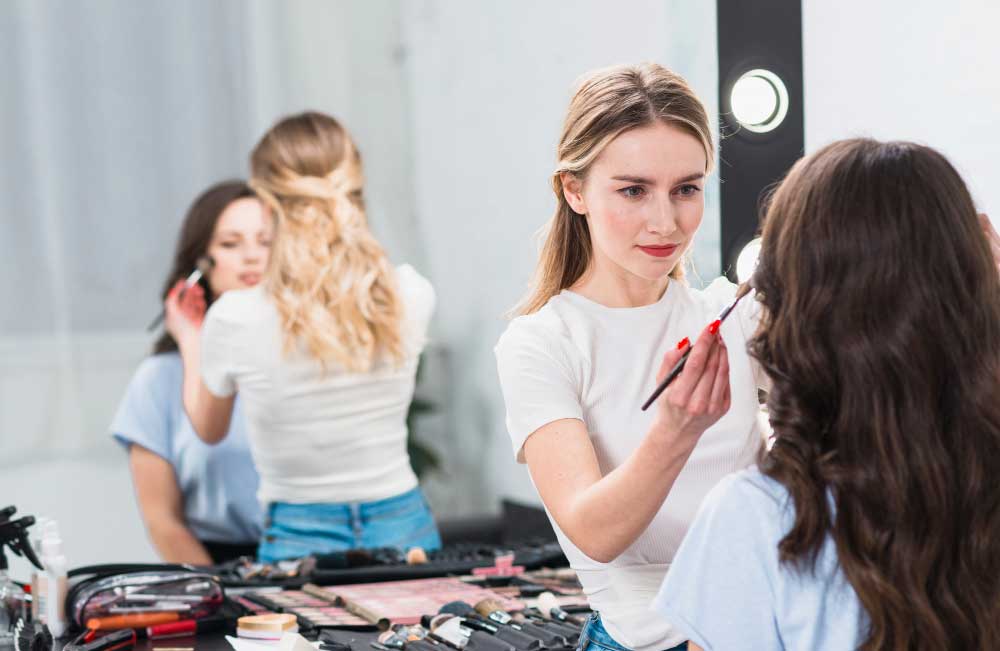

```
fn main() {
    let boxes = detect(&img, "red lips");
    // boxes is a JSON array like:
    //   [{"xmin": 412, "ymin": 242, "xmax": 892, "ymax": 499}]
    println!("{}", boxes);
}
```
[{"xmin": 637, "ymin": 244, "xmax": 679, "ymax": 258}]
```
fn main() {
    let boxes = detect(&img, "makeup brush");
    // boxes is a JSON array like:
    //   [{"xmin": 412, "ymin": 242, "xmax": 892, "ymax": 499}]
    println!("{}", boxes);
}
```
[
  {"xmin": 472, "ymin": 600, "xmax": 566, "ymax": 648},
  {"xmin": 146, "ymin": 256, "xmax": 214, "ymax": 332},
  {"xmin": 423, "ymin": 615, "xmax": 470, "ymax": 649},
  {"xmin": 641, "ymin": 281, "xmax": 753, "ymax": 411},
  {"xmin": 376, "ymin": 630, "xmax": 408, "ymax": 650},
  {"xmin": 535, "ymin": 593, "xmax": 584, "ymax": 626},
  {"xmin": 518, "ymin": 610, "xmax": 580, "ymax": 640},
  {"xmin": 438, "ymin": 602, "xmax": 542, "ymax": 651},
  {"xmin": 473, "ymin": 599, "xmax": 518, "ymax": 626},
  {"xmin": 424, "ymin": 615, "xmax": 518, "ymax": 651}
]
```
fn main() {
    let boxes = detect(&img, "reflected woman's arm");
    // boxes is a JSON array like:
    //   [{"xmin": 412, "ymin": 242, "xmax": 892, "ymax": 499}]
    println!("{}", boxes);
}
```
[
  {"xmin": 128, "ymin": 444, "xmax": 213, "ymax": 564},
  {"xmin": 163, "ymin": 280, "xmax": 234, "ymax": 444}
]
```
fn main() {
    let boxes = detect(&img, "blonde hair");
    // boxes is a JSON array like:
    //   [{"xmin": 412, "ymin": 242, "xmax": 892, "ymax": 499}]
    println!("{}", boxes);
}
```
[
  {"xmin": 515, "ymin": 63, "xmax": 715, "ymax": 315},
  {"xmin": 250, "ymin": 111, "xmax": 404, "ymax": 372}
]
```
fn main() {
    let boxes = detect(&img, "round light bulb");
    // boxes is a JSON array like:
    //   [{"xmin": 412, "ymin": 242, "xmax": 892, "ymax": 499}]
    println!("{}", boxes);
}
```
[{"xmin": 730, "ymin": 69, "xmax": 789, "ymax": 133}]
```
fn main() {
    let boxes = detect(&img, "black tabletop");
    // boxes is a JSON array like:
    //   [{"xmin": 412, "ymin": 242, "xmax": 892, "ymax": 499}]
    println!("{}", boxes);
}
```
[{"xmin": 135, "ymin": 633, "xmax": 235, "ymax": 651}]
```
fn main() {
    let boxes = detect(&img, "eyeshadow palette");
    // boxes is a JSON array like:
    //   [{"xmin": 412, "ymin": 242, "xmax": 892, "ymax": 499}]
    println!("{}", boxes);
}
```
[
  {"xmin": 308, "ymin": 577, "xmax": 524, "ymax": 625},
  {"xmin": 243, "ymin": 590, "xmax": 372, "ymax": 629}
]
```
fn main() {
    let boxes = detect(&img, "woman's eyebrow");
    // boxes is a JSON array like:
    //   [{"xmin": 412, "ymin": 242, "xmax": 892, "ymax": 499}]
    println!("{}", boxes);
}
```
[
  {"xmin": 610, "ymin": 172, "xmax": 704, "ymax": 185},
  {"xmin": 672, "ymin": 172, "xmax": 705, "ymax": 184},
  {"xmin": 611, "ymin": 175, "xmax": 655, "ymax": 184}
]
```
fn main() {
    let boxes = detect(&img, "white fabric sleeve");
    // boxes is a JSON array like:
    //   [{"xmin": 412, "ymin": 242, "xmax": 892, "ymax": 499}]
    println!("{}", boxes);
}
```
[
  {"xmin": 652, "ymin": 472, "xmax": 782, "ymax": 650},
  {"xmin": 494, "ymin": 320, "xmax": 584, "ymax": 463},
  {"xmin": 200, "ymin": 295, "xmax": 238, "ymax": 398},
  {"xmin": 397, "ymin": 264, "xmax": 436, "ymax": 354}
]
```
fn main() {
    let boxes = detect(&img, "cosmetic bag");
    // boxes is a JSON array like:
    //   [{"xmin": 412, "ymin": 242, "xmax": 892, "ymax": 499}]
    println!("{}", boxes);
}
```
[{"xmin": 65, "ymin": 563, "xmax": 225, "ymax": 631}]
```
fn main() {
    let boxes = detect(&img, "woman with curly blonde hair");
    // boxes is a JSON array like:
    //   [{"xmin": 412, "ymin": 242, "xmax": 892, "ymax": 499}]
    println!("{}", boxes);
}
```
[{"xmin": 166, "ymin": 111, "xmax": 440, "ymax": 562}]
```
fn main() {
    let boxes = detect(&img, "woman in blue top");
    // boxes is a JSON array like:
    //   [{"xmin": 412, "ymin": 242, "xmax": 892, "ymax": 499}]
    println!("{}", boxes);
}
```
[
  {"xmin": 111, "ymin": 180, "xmax": 272, "ymax": 565},
  {"xmin": 654, "ymin": 140, "xmax": 1000, "ymax": 649}
]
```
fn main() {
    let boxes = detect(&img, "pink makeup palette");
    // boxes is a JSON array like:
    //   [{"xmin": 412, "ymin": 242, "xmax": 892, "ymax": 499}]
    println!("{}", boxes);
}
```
[
  {"xmin": 244, "ymin": 590, "xmax": 371, "ymax": 629},
  {"xmin": 311, "ymin": 578, "xmax": 524, "ymax": 625}
]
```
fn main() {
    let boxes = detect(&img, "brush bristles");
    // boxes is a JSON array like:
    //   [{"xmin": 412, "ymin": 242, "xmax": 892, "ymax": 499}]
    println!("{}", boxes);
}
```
[
  {"xmin": 196, "ymin": 255, "xmax": 215, "ymax": 275},
  {"xmin": 537, "ymin": 592, "xmax": 559, "ymax": 616},
  {"xmin": 474, "ymin": 598, "xmax": 505, "ymax": 617}
]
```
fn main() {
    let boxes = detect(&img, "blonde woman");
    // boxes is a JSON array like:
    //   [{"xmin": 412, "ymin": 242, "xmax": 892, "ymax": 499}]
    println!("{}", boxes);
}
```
[
  {"xmin": 495, "ymin": 64, "xmax": 766, "ymax": 651},
  {"xmin": 165, "ymin": 112, "xmax": 440, "ymax": 563}
]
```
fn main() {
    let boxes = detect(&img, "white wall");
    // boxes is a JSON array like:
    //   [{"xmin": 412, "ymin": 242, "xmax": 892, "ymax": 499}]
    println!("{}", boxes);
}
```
[
  {"xmin": 3, "ymin": 445, "xmax": 157, "ymax": 578},
  {"xmin": 401, "ymin": 0, "xmax": 721, "ymax": 512},
  {"xmin": 803, "ymin": 0, "xmax": 1000, "ymax": 222},
  {"xmin": 244, "ymin": 0, "xmax": 424, "ymax": 267}
]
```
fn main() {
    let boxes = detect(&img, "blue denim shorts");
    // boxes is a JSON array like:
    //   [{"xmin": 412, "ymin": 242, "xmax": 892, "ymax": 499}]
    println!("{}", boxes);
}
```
[
  {"xmin": 257, "ymin": 486, "xmax": 442, "ymax": 563},
  {"xmin": 576, "ymin": 613, "xmax": 687, "ymax": 651}
]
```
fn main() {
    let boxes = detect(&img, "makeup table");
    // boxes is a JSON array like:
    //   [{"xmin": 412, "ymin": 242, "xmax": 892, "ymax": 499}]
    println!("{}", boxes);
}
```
[
  {"xmin": 52, "ymin": 634, "xmax": 235, "ymax": 651},
  {"xmin": 49, "ymin": 546, "xmax": 583, "ymax": 651},
  {"xmin": 135, "ymin": 633, "xmax": 234, "ymax": 651}
]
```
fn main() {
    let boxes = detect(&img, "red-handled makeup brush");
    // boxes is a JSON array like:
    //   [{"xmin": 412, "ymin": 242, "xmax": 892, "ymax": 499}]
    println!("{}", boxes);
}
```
[{"xmin": 640, "ymin": 281, "xmax": 752, "ymax": 411}]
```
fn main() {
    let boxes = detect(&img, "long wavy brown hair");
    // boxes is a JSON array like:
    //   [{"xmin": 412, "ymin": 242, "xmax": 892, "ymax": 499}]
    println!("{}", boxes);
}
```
[{"xmin": 749, "ymin": 138, "xmax": 1000, "ymax": 650}]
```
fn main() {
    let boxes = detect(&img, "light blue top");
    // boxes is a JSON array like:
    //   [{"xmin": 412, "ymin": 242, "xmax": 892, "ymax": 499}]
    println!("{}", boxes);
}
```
[
  {"xmin": 111, "ymin": 352, "xmax": 263, "ymax": 544},
  {"xmin": 653, "ymin": 467, "xmax": 868, "ymax": 651}
]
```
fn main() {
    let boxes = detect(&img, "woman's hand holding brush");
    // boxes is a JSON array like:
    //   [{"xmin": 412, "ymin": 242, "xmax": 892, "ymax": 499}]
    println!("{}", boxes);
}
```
[
  {"xmin": 164, "ymin": 279, "xmax": 207, "ymax": 348},
  {"xmin": 649, "ymin": 322, "xmax": 731, "ymax": 447}
]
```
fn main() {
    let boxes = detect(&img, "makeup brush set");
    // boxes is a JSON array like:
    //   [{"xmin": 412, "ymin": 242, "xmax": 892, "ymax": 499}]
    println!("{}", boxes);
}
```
[{"xmin": 316, "ymin": 591, "xmax": 591, "ymax": 651}]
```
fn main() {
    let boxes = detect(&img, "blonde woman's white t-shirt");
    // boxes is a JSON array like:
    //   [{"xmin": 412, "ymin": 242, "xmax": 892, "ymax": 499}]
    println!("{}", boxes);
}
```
[
  {"xmin": 200, "ymin": 264, "xmax": 434, "ymax": 506},
  {"xmin": 494, "ymin": 278, "xmax": 766, "ymax": 651}
]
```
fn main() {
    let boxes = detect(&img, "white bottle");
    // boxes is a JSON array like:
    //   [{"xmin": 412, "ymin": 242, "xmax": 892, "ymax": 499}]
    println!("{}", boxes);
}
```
[
  {"xmin": 33, "ymin": 521, "xmax": 68, "ymax": 638},
  {"xmin": 29, "ymin": 519, "xmax": 52, "ymax": 622}
]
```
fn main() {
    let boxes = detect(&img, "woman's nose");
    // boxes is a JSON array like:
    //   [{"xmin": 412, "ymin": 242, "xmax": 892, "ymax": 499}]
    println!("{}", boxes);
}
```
[{"xmin": 647, "ymin": 196, "xmax": 678, "ymax": 235}]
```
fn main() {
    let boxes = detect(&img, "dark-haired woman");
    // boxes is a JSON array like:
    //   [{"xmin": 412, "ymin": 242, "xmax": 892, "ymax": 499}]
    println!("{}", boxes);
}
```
[
  {"xmin": 654, "ymin": 139, "xmax": 1000, "ymax": 650},
  {"xmin": 110, "ymin": 181, "xmax": 272, "ymax": 565}
]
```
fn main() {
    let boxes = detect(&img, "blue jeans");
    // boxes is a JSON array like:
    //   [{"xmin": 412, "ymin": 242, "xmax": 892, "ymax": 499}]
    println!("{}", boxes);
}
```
[
  {"xmin": 258, "ymin": 487, "xmax": 442, "ymax": 563},
  {"xmin": 576, "ymin": 613, "xmax": 688, "ymax": 651}
]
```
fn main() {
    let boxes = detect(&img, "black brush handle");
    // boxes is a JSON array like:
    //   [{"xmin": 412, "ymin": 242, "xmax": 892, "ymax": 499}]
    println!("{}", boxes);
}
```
[
  {"xmin": 640, "ymin": 346, "xmax": 693, "ymax": 411},
  {"xmin": 146, "ymin": 285, "xmax": 193, "ymax": 333},
  {"xmin": 146, "ymin": 310, "xmax": 165, "ymax": 332},
  {"xmin": 640, "ymin": 284, "xmax": 750, "ymax": 412}
]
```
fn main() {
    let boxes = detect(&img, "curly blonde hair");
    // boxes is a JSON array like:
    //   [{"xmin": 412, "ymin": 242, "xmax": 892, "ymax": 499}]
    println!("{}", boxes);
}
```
[{"xmin": 250, "ymin": 111, "xmax": 404, "ymax": 372}]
